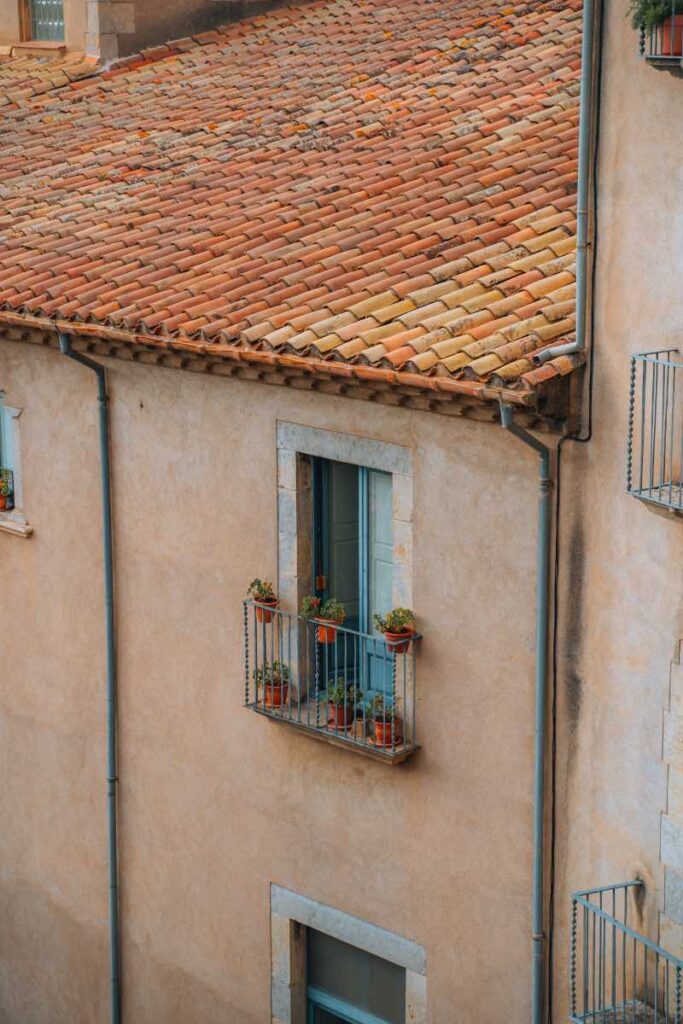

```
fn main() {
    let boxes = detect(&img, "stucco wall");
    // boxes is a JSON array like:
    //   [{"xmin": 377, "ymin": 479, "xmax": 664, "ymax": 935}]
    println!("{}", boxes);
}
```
[
  {"xmin": 552, "ymin": 0, "xmax": 683, "ymax": 1015},
  {"xmin": 0, "ymin": 339, "xmax": 542, "ymax": 1022}
]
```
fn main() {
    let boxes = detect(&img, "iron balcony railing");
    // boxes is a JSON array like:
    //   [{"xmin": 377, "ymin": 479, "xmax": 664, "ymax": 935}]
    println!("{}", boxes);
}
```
[
  {"xmin": 640, "ymin": 0, "xmax": 683, "ymax": 68},
  {"xmin": 628, "ymin": 350, "xmax": 683, "ymax": 515},
  {"xmin": 570, "ymin": 881, "xmax": 683, "ymax": 1023},
  {"xmin": 242, "ymin": 601, "xmax": 419, "ymax": 762}
]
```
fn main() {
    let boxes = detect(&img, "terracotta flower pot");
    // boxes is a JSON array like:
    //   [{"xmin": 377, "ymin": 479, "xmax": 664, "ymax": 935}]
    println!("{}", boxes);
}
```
[
  {"xmin": 254, "ymin": 598, "xmax": 278, "ymax": 624},
  {"xmin": 0, "ymin": 496, "xmax": 6, "ymax": 511},
  {"xmin": 328, "ymin": 703, "xmax": 354, "ymax": 729},
  {"xmin": 374, "ymin": 718, "xmax": 402, "ymax": 747},
  {"xmin": 316, "ymin": 618, "xmax": 342, "ymax": 644},
  {"xmin": 660, "ymin": 14, "xmax": 683, "ymax": 55},
  {"xmin": 264, "ymin": 681, "xmax": 288, "ymax": 709},
  {"xmin": 384, "ymin": 629, "xmax": 415, "ymax": 654}
]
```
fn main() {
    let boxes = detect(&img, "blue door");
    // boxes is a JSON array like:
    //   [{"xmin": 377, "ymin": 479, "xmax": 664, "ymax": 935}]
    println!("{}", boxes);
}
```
[{"xmin": 313, "ymin": 459, "xmax": 393, "ymax": 697}]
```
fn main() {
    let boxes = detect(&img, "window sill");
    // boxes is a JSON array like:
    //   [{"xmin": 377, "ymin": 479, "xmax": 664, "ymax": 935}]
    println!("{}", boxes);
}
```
[{"xmin": 0, "ymin": 511, "xmax": 33, "ymax": 538}]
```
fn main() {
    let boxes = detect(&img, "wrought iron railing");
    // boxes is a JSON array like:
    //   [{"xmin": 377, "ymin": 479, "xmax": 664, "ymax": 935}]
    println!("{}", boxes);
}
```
[
  {"xmin": 628, "ymin": 350, "xmax": 683, "ymax": 514},
  {"xmin": 570, "ymin": 881, "xmax": 683, "ymax": 1023},
  {"xmin": 640, "ymin": 2, "xmax": 683, "ymax": 66},
  {"xmin": 242, "ymin": 601, "xmax": 419, "ymax": 762}
]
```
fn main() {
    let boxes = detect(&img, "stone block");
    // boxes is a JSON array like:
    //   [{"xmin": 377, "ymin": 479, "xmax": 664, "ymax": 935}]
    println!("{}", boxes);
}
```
[
  {"xmin": 668, "ymin": 766, "xmax": 683, "ymax": 820},
  {"xmin": 277, "ymin": 447, "xmax": 297, "ymax": 492},
  {"xmin": 665, "ymin": 867, "xmax": 683, "ymax": 925},
  {"xmin": 392, "ymin": 473, "xmax": 413, "ymax": 523},
  {"xmin": 660, "ymin": 913, "xmax": 683, "ymax": 958},
  {"xmin": 663, "ymin": 711, "xmax": 683, "ymax": 766},
  {"xmin": 662, "ymin": 815, "xmax": 683, "ymax": 872},
  {"xmin": 393, "ymin": 519, "xmax": 413, "ymax": 568}
]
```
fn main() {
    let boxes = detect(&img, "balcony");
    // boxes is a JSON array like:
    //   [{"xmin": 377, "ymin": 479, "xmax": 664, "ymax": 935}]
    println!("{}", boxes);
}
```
[
  {"xmin": 640, "ymin": 4, "xmax": 683, "ymax": 74},
  {"xmin": 570, "ymin": 881, "xmax": 683, "ymax": 1023},
  {"xmin": 242, "ymin": 601, "xmax": 419, "ymax": 763},
  {"xmin": 628, "ymin": 350, "xmax": 683, "ymax": 516}
]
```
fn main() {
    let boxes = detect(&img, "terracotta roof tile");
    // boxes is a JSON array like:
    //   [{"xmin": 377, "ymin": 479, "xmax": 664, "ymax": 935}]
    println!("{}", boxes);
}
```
[{"xmin": 0, "ymin": 0, "xmax": 583, "ymax": 405}]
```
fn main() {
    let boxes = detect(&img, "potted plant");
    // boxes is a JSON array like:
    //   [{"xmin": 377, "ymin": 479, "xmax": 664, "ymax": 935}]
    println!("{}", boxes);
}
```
[
  {"xmin": 326, "ymin": 679, "xmax": 359, "ymax": 729},
  {"xmin": 374, "ymin": 607, "xmax": 415, "ymax": 654},
  {"xmin": 367, "ymin": 693, "xmax": 402, "ymax": 748},
  {"xmin": 254, "ymin": 660, "xmax": 290, "ymax": 709},
  {"xmin": 247, "ymin": 578, "xmax": 278, "ymax": 623},
  {"xmin": 629, "ymin": 0, "xmax": 683, "ymax": 54},
  {"xmin": 0, "ymin": 468, "xmax": 14, "ymax": 512},
  {"xmin": 301, "ymin": 595, "xmax": 346, "ymax": 644}
]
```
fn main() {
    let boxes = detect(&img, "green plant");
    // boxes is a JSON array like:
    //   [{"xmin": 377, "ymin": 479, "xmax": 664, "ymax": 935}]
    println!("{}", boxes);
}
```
[
  {"xmin": 373, "ymin": 607, "xmax": 414, "ymax": 635},
  {"xmin": 366, "ymin": 693, "xmax": 396, "ymax": 721},
  {"xmin": 300, "ymin": 595, "xmax": 321, "ymax": 619},
  {"xmin": 247, "ymin": 578, "xmax": 276, "ymax": 602},
  {"xmin": 629, "ymin": 0, "xmax": 683, "ymax": 31},
  {"xmin": 0, "ymin": 469, "xmax": 13, "ymax": 499},
  {"xmin": 318, "ymin": 598, "xmax": 346, "ymax": 623},
  {"xmin": 253, "ymin": 660, "xmax": 290, "ymax": 688},
  {"xmin": 326, "ymin": 678, "xmax": 360, "ymax": 707}
]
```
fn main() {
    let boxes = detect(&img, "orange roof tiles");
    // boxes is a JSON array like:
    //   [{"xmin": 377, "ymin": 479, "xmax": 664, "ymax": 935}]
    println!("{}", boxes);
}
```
[
  {"xmin": 0, "ymin": 51, "xmax": 98, "ymax": 105},
  {"xmin": 0, "ymin": 0, "xmax": 583, "ymax": 405}
]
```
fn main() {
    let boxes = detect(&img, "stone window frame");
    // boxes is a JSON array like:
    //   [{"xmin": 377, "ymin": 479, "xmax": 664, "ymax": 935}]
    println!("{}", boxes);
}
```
[
  {"xmin": 275, "ymin": 421, "xmax": 414, "ymax": 621},
  {"xmin": 270, "ymin": 884, "xmax": 427, "ymax": 1024},
  {"xmin": 0, "ymin": 392, "xmax": 32, "ymax": 538}
]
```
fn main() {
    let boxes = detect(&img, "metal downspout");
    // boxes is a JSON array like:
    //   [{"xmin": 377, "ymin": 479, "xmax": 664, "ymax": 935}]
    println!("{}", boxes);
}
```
[
  {"xmin": 533, "ymin": 0, "xmax": 598, "ymax": 366},
  {"xmin": 500, "ymin": 403, "xmax": 552, "ymax": 1024},
  {"xmin": 59, "ymin": 334, "xmax": 121, "ymax": 1024}
]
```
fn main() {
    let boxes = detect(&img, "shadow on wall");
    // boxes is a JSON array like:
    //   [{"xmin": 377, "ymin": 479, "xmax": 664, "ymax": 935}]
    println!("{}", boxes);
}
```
[
  {"xmin": 0, "ymin": 880, "xmax": 107, "ymax": 1023},
  {"xmin": 117, "ymin": 0, "xmax": 294, "ymax": 58}
]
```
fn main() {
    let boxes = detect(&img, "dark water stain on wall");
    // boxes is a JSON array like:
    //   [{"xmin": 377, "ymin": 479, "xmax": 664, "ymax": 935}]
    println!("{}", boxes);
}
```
[{"xmin": 563, "ymin": 515, "xmax": 585, "ymax": 755}]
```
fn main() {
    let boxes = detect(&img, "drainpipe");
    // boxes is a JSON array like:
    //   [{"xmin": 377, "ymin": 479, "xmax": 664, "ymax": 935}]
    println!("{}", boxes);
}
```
[
  {"xmin": 533, "ymin": 0, "xmax": 599, "ymax": 366},
  {"xmin": 499, "ymin": 403, "xmax": 551, "ymax": 1024},
  {"xmin": 58, "ymin": 333, "xmax": 121, "ymax": 1024}
]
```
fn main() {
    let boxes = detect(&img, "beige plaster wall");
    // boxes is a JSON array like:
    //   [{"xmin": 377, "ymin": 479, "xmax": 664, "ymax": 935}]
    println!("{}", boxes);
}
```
[
  {"xmin": 0, "ymin": 339, "xmax": 543, "ymax": 1023},
  {"xmin": 552, "ymin": 0, "xmax": 683, "ymax": 1015},
  {"xmin": 0, "ymin": 1, "xmax": 22, "ymax": 45}
]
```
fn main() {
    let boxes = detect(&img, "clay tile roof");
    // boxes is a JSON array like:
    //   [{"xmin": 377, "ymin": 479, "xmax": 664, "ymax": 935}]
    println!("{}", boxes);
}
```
[
  {"xmin": 0, "ymin": 0, "xmax": 584, "ymax": 407},
  {"xmin": 0, "ymin": 51, "xmax": 98, "ymax": 105}
]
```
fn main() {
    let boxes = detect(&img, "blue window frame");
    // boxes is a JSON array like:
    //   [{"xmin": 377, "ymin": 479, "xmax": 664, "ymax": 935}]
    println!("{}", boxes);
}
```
[
  {"xmin": 312, "ymin": 457, "xmax": 393, "ymax": 695},
  {"xmin": 0, "ymin": 398, "xmax": 15, "ymax": 511},
  {"xmin": 307, "ymin": 986, "xmax": 397, "ymax": 1024}
]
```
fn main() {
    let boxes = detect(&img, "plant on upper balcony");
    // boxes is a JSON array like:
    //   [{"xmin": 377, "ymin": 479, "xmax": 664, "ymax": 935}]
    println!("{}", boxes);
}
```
[
  {"xmin": 629, "ymin": 0, "xmax": 683, "ymax": 29},
  {"xmin": 373, "ymin": 607, "xmax": 415, "ymax": 653},
  {"xmin": 301, "ymin": 595, "xmax": 346, "ymax": 644},
  {"xmin": 300, "ymin": 594, "xmax": 322, "ymax": 619},
  {"xmin": 326, "ymin": 679, "xmax": 360, "ymax": 729},
  {"xmin": 0, "ymin": 468, "xmax": 14, "ymax": 512},
  {"xmin": 366, "ymin": 693, "xmax": 402, "ymax": 748},
  {"xmin": 247, "ymin": 578, "xmax": 278, "ymax": 623},
  {"xmin": 254, "ymin": 659, "xmax": 290, "ymax": 709},
  {"xmin": 629, "ymin": 0, "xmax": 683, "ymax": 53}
]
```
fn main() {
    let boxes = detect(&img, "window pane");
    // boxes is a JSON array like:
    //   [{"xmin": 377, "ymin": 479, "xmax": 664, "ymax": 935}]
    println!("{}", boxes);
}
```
[
  {"xmin": 327, "ymin": 461, "xmax": 360, "ymax": 624},
  {"xmin": 0, "ymin": 404, "xmax": 12, "ymax": 468},
  {"xmin": 307, "ymin": 929, "xmax": 405, "ymax": 1024},
  {"xmin": 367, "ymin": 470, "xmax": 393, "ymax": 630}
]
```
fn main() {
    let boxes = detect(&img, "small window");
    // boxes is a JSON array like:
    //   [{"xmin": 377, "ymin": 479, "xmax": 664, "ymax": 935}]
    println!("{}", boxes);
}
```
[
  {"xmin": 27, "ymin": 0, "xmax": 65, "ymax": 42},
  {"xmin": 0, "ymin": 397, "xmax": 16, "ymax": 512},
  {"xmin": 307, "ymin": 927, "xmax": 406, "ymax": 1024}
]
